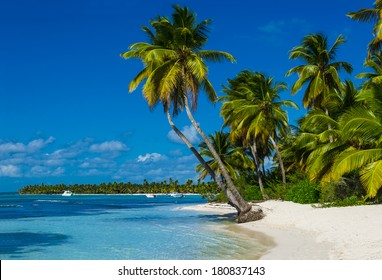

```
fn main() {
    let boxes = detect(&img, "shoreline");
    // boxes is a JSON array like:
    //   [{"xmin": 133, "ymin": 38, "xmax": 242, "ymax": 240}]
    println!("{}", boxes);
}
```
[{"xmin": 182, "ymin": 200, "xmax": 382, "ymax": 260}]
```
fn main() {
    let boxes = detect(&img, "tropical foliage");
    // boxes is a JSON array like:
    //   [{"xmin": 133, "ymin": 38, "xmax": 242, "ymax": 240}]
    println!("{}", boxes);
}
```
[
  {"xmin": 119, "ymin": 3, "xmax": 382, "ymax": 206},
  {"xmin": 26, "ymin": 3, "xmax": 382, "ymax": 208},
  {"xmin": 121, "ymin": 5, "xmax": 262, "ymax": 222},
  {"xmin": 347, "ymin": 0, "xmax": 382, "ymax": 56},
  {"xmin": 219, "ymin": 71, "xmax": 298, "ymax": 198},
  {"xmin": 19, "ymin": 179, "xmax": 220, "ymax": 196}
]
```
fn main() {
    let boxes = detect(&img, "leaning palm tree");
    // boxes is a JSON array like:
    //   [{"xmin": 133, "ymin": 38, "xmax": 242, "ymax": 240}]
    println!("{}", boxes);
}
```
[
  {"xmin": 286, "ymin": 33, "xmax": 353, "ymax": 110},
  {"xmin": 347, "ymin": 0, "xmax": 382, "ymax": 57},
  {"xmin": 121, "ymin": 6, "xmax": 262, "ymax": 222}
]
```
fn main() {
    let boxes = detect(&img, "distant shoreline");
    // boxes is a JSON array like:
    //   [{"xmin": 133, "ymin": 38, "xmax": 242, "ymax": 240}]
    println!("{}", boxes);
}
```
[
  {"xmin": 16, "ymin": 193, "xmax": 202, "ymax": 196},
  {"xmin": 15, "ymin": 192, "xmax": 201, "ymax": 196}
]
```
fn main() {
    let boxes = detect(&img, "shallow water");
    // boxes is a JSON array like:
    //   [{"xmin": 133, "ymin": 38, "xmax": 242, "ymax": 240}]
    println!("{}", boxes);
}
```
[{"xmin": 0, "ymin": 193, "xmax": 271, "ymax": 260}]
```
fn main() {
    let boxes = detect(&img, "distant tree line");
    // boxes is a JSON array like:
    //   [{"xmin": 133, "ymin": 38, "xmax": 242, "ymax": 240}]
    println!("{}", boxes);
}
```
[{"xmin": 18, "ymin": 179, "xmax": 220, "ymax": 197}]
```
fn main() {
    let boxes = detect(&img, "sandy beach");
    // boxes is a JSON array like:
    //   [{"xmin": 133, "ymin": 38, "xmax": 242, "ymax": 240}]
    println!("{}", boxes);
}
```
[{"xmin": 183, "ymin": 200, "xmax": 382, "ymax": 260}]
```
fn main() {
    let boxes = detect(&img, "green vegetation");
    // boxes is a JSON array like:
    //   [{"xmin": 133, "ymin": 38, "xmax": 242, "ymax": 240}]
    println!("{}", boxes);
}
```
[
  {"xmin": 27, "ymin": 3, "xmax": 382, "ymax": 211},
  {"xmin": 121, "ymin": 5, "xmax": 262, "ymax": 222},
  {"xmin": 19, "ymin": 179, "xmax": 220, "ymax": 197},
  {"xmin": 195, "ymin": 1, "xmax": 382, "ymax": 208},
  {"xmin": 284, "ymin": 179, "xmax": 320, "ymax": 204}
]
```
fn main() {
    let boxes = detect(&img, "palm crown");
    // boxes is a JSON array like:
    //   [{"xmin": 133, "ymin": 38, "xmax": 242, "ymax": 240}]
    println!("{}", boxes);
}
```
[
  {"xmin": 286, "ymin": 33, "xmax": 353, "ymax": 109},
  {"xmin": 121, "ymin": 5, "xmax": 235, "ymax": 115},
  {"xmin": 348, "ymin": 0, "xmax": 382, "ymax": 56}
]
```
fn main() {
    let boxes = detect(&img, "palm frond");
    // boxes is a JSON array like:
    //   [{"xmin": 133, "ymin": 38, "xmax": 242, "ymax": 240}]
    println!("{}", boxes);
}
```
[
  {"xmin": 332, "ymin": 148, "xmax": 382, "ymax": 181},
  {"xmin": 196, "ymin": 50, "xmax": 236, "ymax": 63},
  {"xmin": 360, "ymin": 160, "xmax": 382, "ymax": 198},
  {"xmin": 347, "ymin": 9, "xmax": 378, "ymax": 22}
]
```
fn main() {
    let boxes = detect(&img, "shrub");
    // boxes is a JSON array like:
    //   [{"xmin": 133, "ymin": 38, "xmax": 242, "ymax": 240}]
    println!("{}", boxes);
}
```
[
  {"xmin": 322, "ymin": 196, "xmax": 367, "ymax": 208},
  {"xmin": 212, "ymin": 191, "xmax": 228, "ymax": 203},
  {"xmin": 284, "ymin": 179, "xmax": 320, "ymax": 204},
  {"xmin": 242, "ymin": 185, "xmax": 263, "ymax": 201},
  {"xmin": 266, "ymin": 183, "xmax": 287, "ymax": 200},
  {"xmin": 319, "ymin": 183, "xmax": 337, "ymax": 204}
]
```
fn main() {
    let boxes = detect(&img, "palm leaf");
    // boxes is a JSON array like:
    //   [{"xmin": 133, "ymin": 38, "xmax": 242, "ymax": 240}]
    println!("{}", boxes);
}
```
[
  {"xmin": 347, "ymin": 9, "xmax": 378, "ymax": 22},
  {"xmin": 196, "ymin": 50, "xmax": 236, "ymax": 63},
  {"xmin": 332, "ymin": 148, "xmax": 382, "ymax": 181},
  {"xmin": 360, "ymin": 160, "xmax": 382, "ymax": 198}
]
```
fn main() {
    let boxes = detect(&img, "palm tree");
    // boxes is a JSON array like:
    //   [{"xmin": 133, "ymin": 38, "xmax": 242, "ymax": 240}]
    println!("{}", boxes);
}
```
[
  {"xmin": 289, "ymin": 81, "xmax": 360, "ymax": 184},
  {"xmin": 357, "ymin": 51, "xmax": 382, "ymax": 85},
  {"xmin": 347, "ymin": 0, "xmax": 382, "ymax": 56},
  {"xmin": 329, "ymin": 97, "xmax": 382, "ymax": 198},
  {"xmin": 121, "ymin": 6, "xmax": 262, "ymax": 222},
  {"xmin": 196, "ymin": 131, "xmax": 254, "ymax": 180},
  {"xmin": 286, "ymin": 33, "xmax": 353, "ymax": 110},
  {"xmin": 287, "ymin": 78, "xmax": 382, "ymax": 200},
  {"xmin": 221, "ymin": 71, "xmax": 298, "ymax": 192}
]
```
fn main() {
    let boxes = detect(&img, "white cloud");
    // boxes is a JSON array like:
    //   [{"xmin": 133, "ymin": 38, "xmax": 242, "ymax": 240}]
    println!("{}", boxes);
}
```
[
  {"xmin": 0, "ymin": 137, "xmax": 55, "ymax": 154},
  {"xmin": 79, "ymin": 157, "xmax": 116, "ymax": 169},
  {"xmin": 28, "ymin": 166, "xmax": 65, "ymax": 177},
  {"xmin": 177, "ymin": 155, "xmax": 196, "ymax": 163},
  {"xmin": 0, "ymin": 164, "xmax": 21, "ymax": 177},
  {"xmin": 169, "ymin": 149, "xmax": 183, "ymax": 157},
  {"xmin": 47, "ymin": 139, "xmax": 93, "ymax": 160},
  {"xmin": 27, "ymin": 137, "xmax": 55, "ymax": 152},
  {"xmin": 137, "ymin": 153, "xmax": 166, "ymax": 163},
  {"xmin": 167, "ymin": 124, "xmax": 200, "ymax": 144},
  {"xmin": 89, "ymin": 141, "xmax": 129, "ymax": 153},
  {"xmin": 0, "ymin": 142, "xmax": 25, "ymax": 154}
]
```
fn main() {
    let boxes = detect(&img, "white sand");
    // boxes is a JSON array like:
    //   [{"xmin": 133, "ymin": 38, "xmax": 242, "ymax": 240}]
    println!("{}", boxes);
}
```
[{"xmin": 182, "ymin": 200, "xmax": 382, "ymax": 260}]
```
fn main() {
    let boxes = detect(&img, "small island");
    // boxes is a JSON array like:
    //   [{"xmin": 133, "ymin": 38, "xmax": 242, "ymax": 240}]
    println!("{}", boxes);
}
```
[{"xmin": 18, "ymin": 179, "xmax": 219, "ymax": 196}]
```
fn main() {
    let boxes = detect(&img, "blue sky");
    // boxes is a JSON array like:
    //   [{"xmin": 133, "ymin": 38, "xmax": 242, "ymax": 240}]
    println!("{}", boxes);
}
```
[{"xmin": 0, "ymin": 0, "xmax": 374, "ymax": 191}]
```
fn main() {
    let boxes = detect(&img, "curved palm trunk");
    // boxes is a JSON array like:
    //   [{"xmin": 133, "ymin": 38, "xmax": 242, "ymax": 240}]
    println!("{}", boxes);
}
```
[
  {"xmin": 250, "ymin": 141, "xmax": 268, "ymax": 200},
  {"xmin": 269, "ymin": 136, "xmax": 286, "ymax": 185},
  {"xmin": 166, "ymin": 110, "xmax": 216, "ymax": 178},
  {"xmin": 166, "ymin": 110, "xmax": 232, "ymax": 203},
  {"xmin": 183, "ymin": 100, "xmax": 263, "ymax": 223}
]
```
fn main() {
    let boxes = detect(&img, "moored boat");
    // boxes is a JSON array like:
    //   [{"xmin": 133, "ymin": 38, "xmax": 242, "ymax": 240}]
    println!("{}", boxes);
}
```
[
  {"xmin": 62, "ymin": 190, "xmax": 73, "ymax": 196},
  {"xmin": 169, "ymin": 192, "xmax": 184, "ymax": 198}
]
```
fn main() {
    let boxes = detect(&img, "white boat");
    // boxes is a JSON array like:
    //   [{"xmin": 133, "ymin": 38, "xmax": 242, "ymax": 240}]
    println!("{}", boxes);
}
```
[
  {"xmin": 62, "ymin": 190, "xmax": 73, "ymax": 196},
  {"xmin": 146, "ymin": 194, "xmax": 156, "ymax": 198},
  {"xmin": 169, "ymin": 192, "xmax": 184, "ymax": 198}
]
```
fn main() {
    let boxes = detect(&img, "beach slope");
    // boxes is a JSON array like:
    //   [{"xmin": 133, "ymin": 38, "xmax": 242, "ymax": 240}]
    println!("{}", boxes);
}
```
[{"xmin": 184, "ymin": 200, "xmax": 382, "ymax": 260}]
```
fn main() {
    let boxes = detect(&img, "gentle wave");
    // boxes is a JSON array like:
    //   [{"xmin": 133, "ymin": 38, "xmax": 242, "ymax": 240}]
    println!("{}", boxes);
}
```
[
  {"xmin": 0, "ymin": 204, "xmax": 23, "ymax": 208},
  {"xmin": 35, "ymin": 200, "xmax": 68, "ymax": 203}
]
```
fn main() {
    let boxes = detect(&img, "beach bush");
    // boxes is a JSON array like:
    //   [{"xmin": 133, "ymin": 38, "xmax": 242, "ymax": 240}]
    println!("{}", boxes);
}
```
[
  {"xmin": 319, "ymin": 183, "xmax": 338, "ymax": 203},
  {"xmin": 284, "ymin": 179, "xmax": 320, "ymax": 204},
  {"xmin": 322, "ymin": 196, "xmax": 367, "ymax": 208},
  {"xmin": 266, "ymin": 183, "xmax": 287, "ymax": 200},
  {"xmin": 242, "ymin": 185, "xmax": 263, "ymax": 201},
  {"xmin": 319, "ymin": 173, "xmax": 365, "ymax": 204},
  {"xmin": 212, "ymin": 191, "xmax": 229, "ymax": 203}
]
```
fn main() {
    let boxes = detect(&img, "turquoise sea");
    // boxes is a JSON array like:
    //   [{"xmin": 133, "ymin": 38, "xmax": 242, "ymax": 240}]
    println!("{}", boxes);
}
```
[{"xmin": 0, "ymin": 193, "xmax": 269, "ymax": 260}]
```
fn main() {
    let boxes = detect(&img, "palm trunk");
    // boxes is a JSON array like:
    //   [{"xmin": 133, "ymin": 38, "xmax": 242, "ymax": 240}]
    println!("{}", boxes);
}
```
[
  {"xmin": 269, "ymin": 136, "xmax": 286, "ymax": 185},
  {"xmin": 250, "ymin": 141, "xmax": 268, "ymax": 199},
  {"xmin": 325, "ymin": 108, "xmax": 334, "ymax": 143},
  {"xmin": 166, "ymin": 110, "xmax": 230, "ymax": 203},
  {"xmin": 166, "ymin": 110, "xmax": 215, "ymax": 178},
  {"xmin": 183, "ymin": 99, "xmax": 263, "ymax": 222}
]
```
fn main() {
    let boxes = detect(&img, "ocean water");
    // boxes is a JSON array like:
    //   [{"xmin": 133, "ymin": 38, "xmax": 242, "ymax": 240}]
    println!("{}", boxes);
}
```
[{"xmin": 0, "ymin": 193, "xmax": 269, "ymax": 260}]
